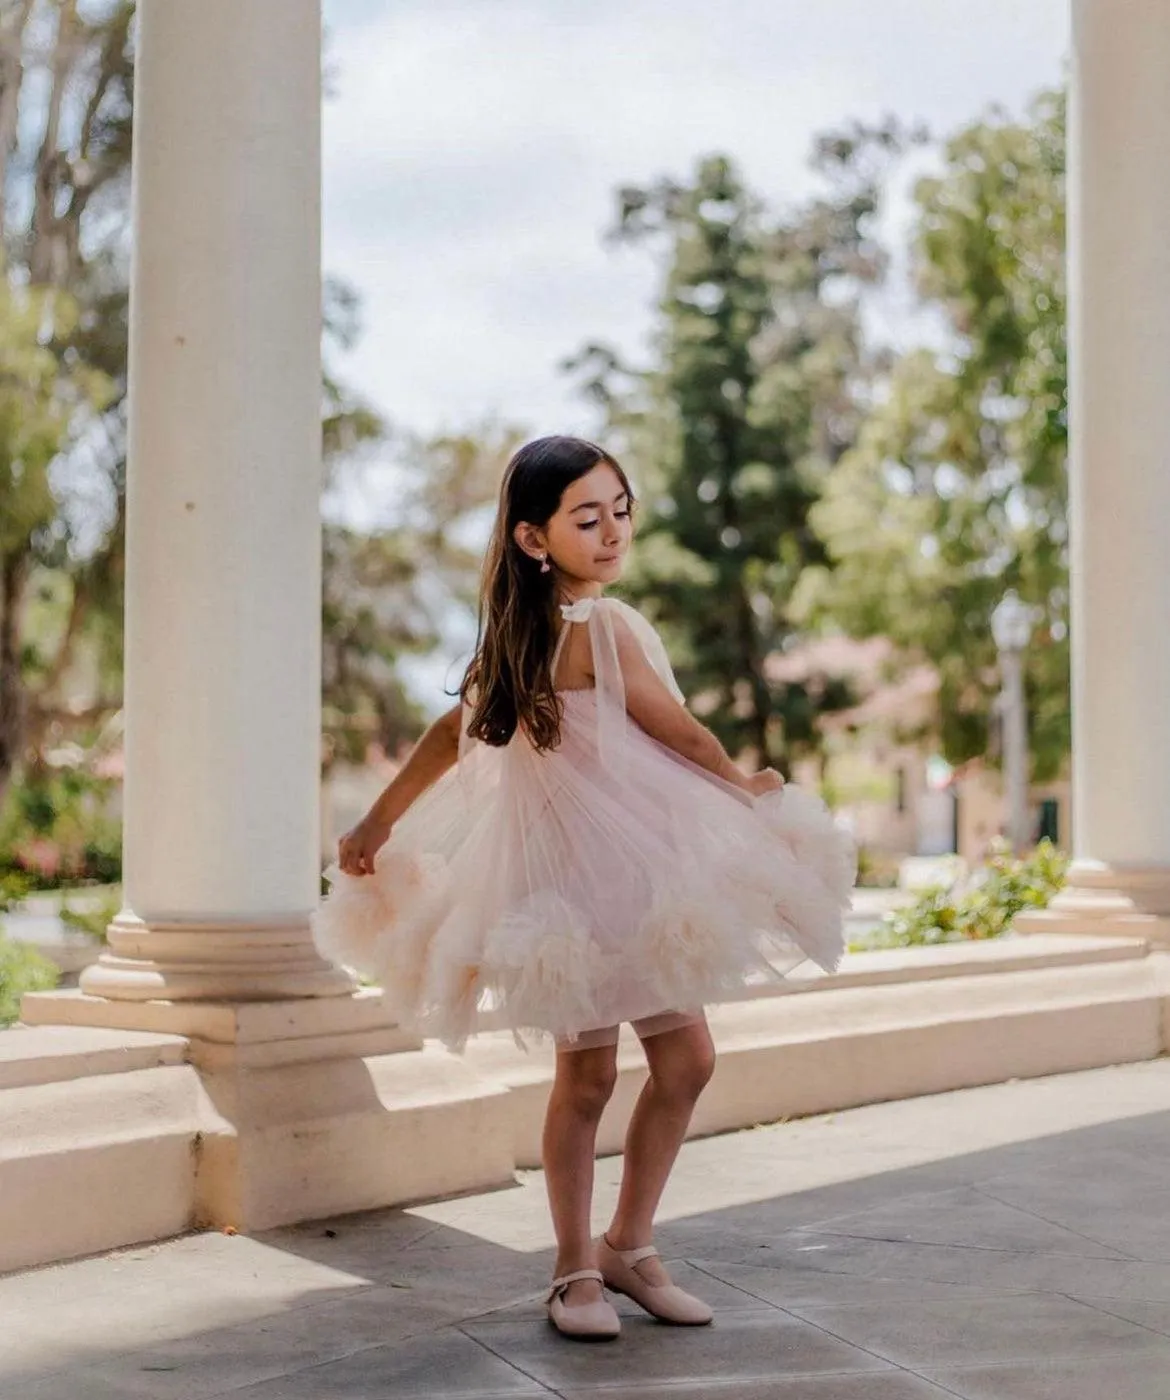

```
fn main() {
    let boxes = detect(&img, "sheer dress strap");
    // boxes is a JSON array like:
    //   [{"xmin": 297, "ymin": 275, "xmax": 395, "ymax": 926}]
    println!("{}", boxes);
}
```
[
  {"xmin": 460, "ymin": 595, "xmax": 673, "ymax": 781},
  {"xmin": 455, "ymin": 685, "xmax": 481, "ymax": 799},
  {"xmin": 559, "ymin": 596, "xmax": 630, "ymax": 766}
]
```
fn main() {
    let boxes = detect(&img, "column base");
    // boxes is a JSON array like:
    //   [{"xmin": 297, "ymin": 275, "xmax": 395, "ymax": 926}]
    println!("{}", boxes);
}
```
[
  {"xmin": 78, "ymin": 911, "xmax": 356, "ymax": 1001},
  {"xmin": 20, "ymin": 984, "xmax": 421, "ymax": 1064},
  {"xmin": 1015, "ymin": 860, "xmax": 1170, "ymax": 945}
]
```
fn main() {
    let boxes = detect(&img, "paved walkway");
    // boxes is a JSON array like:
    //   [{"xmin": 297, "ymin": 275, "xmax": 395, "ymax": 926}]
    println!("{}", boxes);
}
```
[{"xmin": 5, "ymin": 1060, "xmax": 1170, "ymax": 1398}]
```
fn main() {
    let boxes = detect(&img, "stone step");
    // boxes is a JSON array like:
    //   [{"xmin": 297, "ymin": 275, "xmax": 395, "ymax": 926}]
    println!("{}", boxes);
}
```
[
  {"xmin": 0, "ymin": 1044, "xmax": 515, "ymax": 1276},
  {"xmin": 468, "ymin": 933, "xmax": 1150, "ymax": 1037},
  {"xmin": 776, "ymin": 931, "xmax": 1149, "ymax": 991},
  {"xmin": 462, "ymin": 945, "xmax": 1170, "ymax": 1167},
  {"xmin": 0, "ymin": 1023, "xmax": 187, "ymax": 1091},
  {"xmin": 3, "ymin": 935, "xmax": 1166, "ymax": 1275}
]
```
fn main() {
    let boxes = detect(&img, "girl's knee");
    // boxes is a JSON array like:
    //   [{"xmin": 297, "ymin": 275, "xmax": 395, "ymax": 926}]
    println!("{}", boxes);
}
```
[
  {"xmin": 652, "ymin": 1039, "xmax": 716, "ymax": 1103},
  {"xmin": 556, "ymin": 1050, "xmax": 618, "ymax": 1117}
]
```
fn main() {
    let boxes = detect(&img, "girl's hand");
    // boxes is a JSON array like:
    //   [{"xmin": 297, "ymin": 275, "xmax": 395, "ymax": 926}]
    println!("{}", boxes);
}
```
[
  {"xmin": 337, "ymin": 814, "xmax": 392, "ymax": 877},
  {"xmin": 746, "ymin": 768, "xmax": 785, "ymax": 797}
]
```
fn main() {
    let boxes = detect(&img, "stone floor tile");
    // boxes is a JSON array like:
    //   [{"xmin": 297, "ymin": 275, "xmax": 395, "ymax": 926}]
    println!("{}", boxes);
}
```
[
  {"xmin": 558, "ymin": 1375, "xmax": 955, "ymax": 1400},
  {"xmin": 1069, "ymin": 1294, "xmax": 1170, "ymax": 1337},
  {"xmin": 0, "ymin": 1234, "xmax": 372, "ymax": 1371},
  {"xmin": 752, "ymin": 1229, "xmax": 1170, "ymax": 1300},
  {"xmin": 693, "ymin": 1257, "xmax": 1030, "ymax": 1307},
  {"xmin": 13, "ymin": 1287, "xmax": 471, "ymax": 1399},
  {"xmin": 460, "ymin": 1307, "xmax": 891, "ymax": 1392},
  {"xmin": 808, "ymin": 1184, "xmax": 1132, "ymax": 1258},
  {"xmin": 971, "ymin": 1169, "xmax": 1170, "ymax": 1263},
  {"xmin": 219, "ymin": 1330, "xmax": 551, "ymax": 1399},
  {"xmin": 926, "ymin": 1349, "xmax": 1170, "ymax": 1400},
  {"xmin": 793, "ymin": 1291, "xmax": 1166, "ymax": 1370},
  {"xmin": 3, "ymin": 1373, "xmax": 148, "ymax": 1400}
]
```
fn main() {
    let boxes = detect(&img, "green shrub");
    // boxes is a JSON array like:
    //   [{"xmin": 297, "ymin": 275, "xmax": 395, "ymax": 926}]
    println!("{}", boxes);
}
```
[
  {"xmin": 0, "ymin": 767, "xmax": 122, "ymax": 889},
  {"xmin": 0, "ymin": 869, "xmax": 34, "ymax": 912},
  {"xmin": 0, "ymin": 928, "xmax": 59, "ymax": 1027},
  {"xmin": 854, "ymin": 847, "xmax": 901, "ymax": 889},
  {"xmin": 59, "ymin": 887, "xmax": 122, "ymax": 944},
  {"xmin": 859, "ymin": 840, "xmax": 1069, "ymax": 951}
]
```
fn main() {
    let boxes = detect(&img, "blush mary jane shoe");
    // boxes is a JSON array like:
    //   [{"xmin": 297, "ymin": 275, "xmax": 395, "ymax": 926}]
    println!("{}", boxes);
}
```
[
  {"xmin": 598, "ymin": 1235, "xmax": 714, "ymax": 1326},
  {"xmin": 546, "ymin": 1268, "xmax": 621, "ymax": 1340}
]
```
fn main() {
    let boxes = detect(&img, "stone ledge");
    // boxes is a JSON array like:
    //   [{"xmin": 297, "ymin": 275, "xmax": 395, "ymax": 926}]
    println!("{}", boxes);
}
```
[
  {"xmin": 778, "ymin": 931, "xmax": 1149, "ymax": 991},
  {"xmin": 469, "ymin": 934, "xmax": 1151, "ymax": 1032},
  {"xmin": 712, "ymin": 955, "xmax": 1168, "ymax": 1040},
  {"xmin": 0, "ymin": 1024, "xmax": 188, "ymax": 1091},
  {"xmin": 0, "ymin": 1046, "xmax": 516, "ymax": 1275},
  {"xmin": 463, "ymin": 953, "xmax": 1170, "ymax": 1167},
  {"xmin": 0, "ymin": 1064, "xmax": 202, "ymax": 1274},
  {"xmin": 18, "ymin": 985, "xmax": 424, "ymax": 1067},
  {"xmin": 19, "ymin": 984, "xmax": 416, "ymax": 1043}
]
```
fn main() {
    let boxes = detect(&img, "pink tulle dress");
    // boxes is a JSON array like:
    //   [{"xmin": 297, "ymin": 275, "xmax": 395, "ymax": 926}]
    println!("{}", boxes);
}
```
[{"xmin": 311, "ymin": 595, "xmax": 855, "ymax": 1052}]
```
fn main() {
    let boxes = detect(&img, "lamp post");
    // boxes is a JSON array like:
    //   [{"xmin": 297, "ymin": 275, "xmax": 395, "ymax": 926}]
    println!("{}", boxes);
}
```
[{"xmin": 991, "ymin": 590, "xmax": 1034, "ymax": 854}]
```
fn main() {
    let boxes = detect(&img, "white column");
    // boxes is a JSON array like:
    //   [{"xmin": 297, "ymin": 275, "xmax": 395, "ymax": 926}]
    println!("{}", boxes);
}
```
[
  {"xmin": 1023, "ymin": 0, "xmax": 1170, "ymax": 939},
  {"xmin": 81, "ymin": 0, "xmax": 351, "ymax": 997}
]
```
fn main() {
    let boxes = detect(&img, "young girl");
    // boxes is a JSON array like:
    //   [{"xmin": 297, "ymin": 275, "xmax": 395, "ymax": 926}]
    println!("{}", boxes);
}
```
[{"xmin": 312, "ymin": 435, "xmax": 853, "ymax": 1341}]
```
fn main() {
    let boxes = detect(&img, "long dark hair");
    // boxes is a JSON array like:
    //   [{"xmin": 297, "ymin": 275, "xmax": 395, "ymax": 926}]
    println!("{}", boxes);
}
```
[{"xmin": 460, "ymin": 435, "xmax": 637, "ymax": 752}]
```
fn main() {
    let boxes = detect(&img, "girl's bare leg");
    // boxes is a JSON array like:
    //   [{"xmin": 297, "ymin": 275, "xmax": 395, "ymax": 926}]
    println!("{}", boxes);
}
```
[
  {"xmin": 543, "ymin": 1042, "xmax": 619, "ymax": 1306},
  {"xmin": 605, "ymin": 1019, "xmax": 716, "ymax": 1284}
]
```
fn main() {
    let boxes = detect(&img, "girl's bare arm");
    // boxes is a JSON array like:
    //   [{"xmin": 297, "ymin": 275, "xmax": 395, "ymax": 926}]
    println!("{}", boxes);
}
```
[
  {"xmin": 366, "ymin": 703, "xmax": 463, "ymax": 828},
  {"xmin": 609, "ymin": 620, "xmax": 761, "ymax": 793}
]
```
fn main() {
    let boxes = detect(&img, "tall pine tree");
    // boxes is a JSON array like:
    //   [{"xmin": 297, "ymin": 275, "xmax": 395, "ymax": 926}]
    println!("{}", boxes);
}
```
[{"xmin": 570, "ymin": 134, "xmax": 906, "ymax": 768}]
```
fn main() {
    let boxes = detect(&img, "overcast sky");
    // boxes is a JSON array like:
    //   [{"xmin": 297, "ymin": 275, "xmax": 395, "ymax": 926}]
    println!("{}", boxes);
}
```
[{"xmin": 321, "ymin": 0, "xmax": 1069, "ymax": 469}]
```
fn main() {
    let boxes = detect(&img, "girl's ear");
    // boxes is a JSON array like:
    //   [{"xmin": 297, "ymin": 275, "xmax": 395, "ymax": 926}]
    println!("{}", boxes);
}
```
[{"xmin": 513, "ymin": 521, "xmax": 546, "ymax": 561}]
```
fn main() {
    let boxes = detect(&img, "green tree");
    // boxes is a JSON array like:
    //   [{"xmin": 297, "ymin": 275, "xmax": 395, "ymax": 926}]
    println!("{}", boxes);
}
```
[
  {"xmin": 0, "ymin": 0, "xmax": 133, "ymax": 803},
  {"xmin": 0, "ymin": 284, "xmax": 115, "ymax": 803},
  {"xmin": 802, "ymin": 89, "xmax": 1068, "ymax": 778},
  {"xmin": 0, "ymin": 3, "xmax": 409, "ymax": 814},
  {"xmin": 322, "ymin": 423, "xmax": 520, "ymax": 767},
  {"xmin": 570, "ymin": 134, "xmax": 911, "ymax": 768}
]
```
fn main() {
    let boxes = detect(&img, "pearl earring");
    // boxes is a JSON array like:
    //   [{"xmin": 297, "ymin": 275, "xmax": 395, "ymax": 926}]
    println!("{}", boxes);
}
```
[{"xmin": 539, "ymin": 555, "xmax": 551, "ymax": 573}]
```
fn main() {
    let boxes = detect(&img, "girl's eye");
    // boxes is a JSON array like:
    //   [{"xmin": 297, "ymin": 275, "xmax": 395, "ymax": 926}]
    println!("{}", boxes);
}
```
[{"xmin": 577, "ymin": 509, "xmax": 631, "ymax": 531}]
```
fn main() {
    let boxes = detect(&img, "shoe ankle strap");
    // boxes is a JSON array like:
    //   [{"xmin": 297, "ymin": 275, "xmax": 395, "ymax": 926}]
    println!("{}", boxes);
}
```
[
  {"xmin": 548, "ymin": 1267, "xmax": 604, "ymax": 1300},
  {"xmin": 605, "ymin": 1237, "xmax": 660, "ymax": 1266}
]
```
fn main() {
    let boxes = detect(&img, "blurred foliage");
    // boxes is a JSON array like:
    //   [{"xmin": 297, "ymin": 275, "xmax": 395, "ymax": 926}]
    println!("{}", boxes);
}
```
[
  {"xmin": 0, "ymin": 762, "xmax": 122, "ymax": 886},
  {"xmin": 857, "ymin": 838, "xmax": 1069, "ymax": 950},
  {"xmin": 0, "ymin": 868, "xmax": 32, "ymax": 911},
  {"xmin": 0, "ymin": 927, "xmax": 58, "ymax": 1026},
  {"xmin": 568, "ymin": 126, "xmax": 924, "ymax": 770},
  {"xmin": 322, "ymin": 423, "xmax": 521, "ymax": 765},
  {"xmin": 59, "ymin": 885, "xmax": 121, "ymax": 943},
  {"xmin": 854, "ymin": 847, "xmax": 902, "ymax": 890},
  {"xmin": 0, "ymin": 844, "xmax": 59, "ymax": 1031},
  {"xmin": 800, "ymin": 90, "xmax": 1069, "ymax": 779},
  {"xmin": 0, "ymin": 0, "xmax": 136, "ymax": 808}
]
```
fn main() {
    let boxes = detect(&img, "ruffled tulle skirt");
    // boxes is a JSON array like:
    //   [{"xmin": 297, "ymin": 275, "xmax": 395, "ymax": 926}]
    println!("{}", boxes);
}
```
[{"xmin": 311, "ymin": 690, "xmax": 855, "ymax": 1052}]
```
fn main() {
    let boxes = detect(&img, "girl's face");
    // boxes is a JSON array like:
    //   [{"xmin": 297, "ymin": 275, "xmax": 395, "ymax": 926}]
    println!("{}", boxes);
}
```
[{"xmin": 516, "ymin": 461, "xmax": 633, "ymax": 592}]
